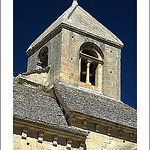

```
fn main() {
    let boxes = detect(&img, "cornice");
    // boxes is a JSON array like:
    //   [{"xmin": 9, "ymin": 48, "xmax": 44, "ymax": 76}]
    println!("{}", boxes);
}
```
[
  {"xmin": 68, "ymin": 111, "xmax": 137, "ymax": 143},
  {"xmin": 26, "ymin": 23, "xmax": 124, "ymax": 56},
  {"xmin": 14, "ymin": 117, "xmax": 88, "ymax": 141}
]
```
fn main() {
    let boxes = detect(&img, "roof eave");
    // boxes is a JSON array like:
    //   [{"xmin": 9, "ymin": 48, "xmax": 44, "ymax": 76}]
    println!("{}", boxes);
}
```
[{"xmin": 26, "ymin": 22, "xmax": 124, "ymax": 56}]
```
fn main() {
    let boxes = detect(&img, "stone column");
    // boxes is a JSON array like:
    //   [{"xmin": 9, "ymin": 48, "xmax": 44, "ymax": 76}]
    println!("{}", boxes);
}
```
[
  {"xmin": 86, "ymin": 60, "xmax": 91, "ymax": 84},
  {"xmin": 79, "ymin": 57, "xmax": 81, "ymax": 81},
  {"xmin": 97, "ymin": 63, "xmax": 102, "ymax": 91}
]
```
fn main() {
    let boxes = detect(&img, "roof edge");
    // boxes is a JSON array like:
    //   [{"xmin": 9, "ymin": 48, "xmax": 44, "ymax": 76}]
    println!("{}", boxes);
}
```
[
  {"xmin": 14, "ymin": 116, "xmax": 89, "ymax": 137},
  {"xmin": 26, "ymin": 23, "xmax": 124, "ymax": 56}
]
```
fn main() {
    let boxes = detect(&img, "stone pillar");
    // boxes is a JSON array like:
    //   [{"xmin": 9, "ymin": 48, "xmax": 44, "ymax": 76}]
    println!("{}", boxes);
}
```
[
  {"xmin": 79, "ymin": 57, "xmax": 81, "ymax": 81},
  {"xmin": 86, "ymin": 60, "xmax": 91, "ymax": 84},
  {"xmin": 97, "ymin": 63, "xmax": 102, "ymax": 91}
]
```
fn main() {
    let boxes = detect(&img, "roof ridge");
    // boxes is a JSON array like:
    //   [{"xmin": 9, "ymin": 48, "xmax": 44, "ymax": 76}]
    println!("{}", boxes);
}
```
[
  {"xmin": 67, "ymin": 5, "xmax": 78, "ymax": 19},
  {"xmin": 62, "ymin": 1, "xmax": 78, "ymax": 19}
]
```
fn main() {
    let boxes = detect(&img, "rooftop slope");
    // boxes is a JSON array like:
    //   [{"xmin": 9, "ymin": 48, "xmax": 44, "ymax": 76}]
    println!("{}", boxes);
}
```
[
  {"xmin": 54, "ymin": 82, "xmax": 137, "ymax": 129},
  {"xmin": 13, "ymin": 79, "xmax": 67, "ymax": 126},
  {"xmin": 27, "ymin": 1, "xmax": 123, "ymax": 52},
  {"xmin": 13, "ymin": 79, "xmax": 88, "ymax": 134}
]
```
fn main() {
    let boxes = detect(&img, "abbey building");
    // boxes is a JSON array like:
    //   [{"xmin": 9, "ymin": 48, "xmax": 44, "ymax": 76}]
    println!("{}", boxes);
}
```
[{"xmin": 13, "ymin": 0, "xmax": 137, "ymax": 149}]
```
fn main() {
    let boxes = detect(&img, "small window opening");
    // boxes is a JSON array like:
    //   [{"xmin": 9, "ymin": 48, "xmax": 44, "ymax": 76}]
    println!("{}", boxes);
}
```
[
  {"xmin": 39, "ymin": 47, "xmax": 48, "ymax": 68},
  {"xmin": 80, "ymin": 50, "xmax": 98, "ymax": 86},
  {"xmin": 79, "ymin": 42, "xmax": 103, "ymax": 87}
]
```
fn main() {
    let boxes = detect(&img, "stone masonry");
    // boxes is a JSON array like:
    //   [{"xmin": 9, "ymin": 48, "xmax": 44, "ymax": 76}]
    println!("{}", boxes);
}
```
[{"xmin": 14, "ymin": 0, "xmax": 137, "ymax": 150}]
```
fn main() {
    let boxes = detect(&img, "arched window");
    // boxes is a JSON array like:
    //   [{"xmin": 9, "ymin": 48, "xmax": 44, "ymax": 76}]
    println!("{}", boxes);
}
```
[
  {"xmin": 79, "ymin": 42, "xmax": 103, "ymax": 87},
  {"xmin": 37, "ymin": 46, "xmax": 48, "ymax": 69}
]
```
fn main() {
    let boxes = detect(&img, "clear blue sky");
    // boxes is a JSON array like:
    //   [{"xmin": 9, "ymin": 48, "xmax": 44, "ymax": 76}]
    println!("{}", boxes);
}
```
[{"xmin": 14, "ymin": 0, "xmax": 136, "ymax": 109}]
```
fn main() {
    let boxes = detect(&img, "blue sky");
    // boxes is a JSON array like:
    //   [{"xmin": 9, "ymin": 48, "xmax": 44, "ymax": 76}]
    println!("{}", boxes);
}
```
[{"xmin": 14, "ymin": 0, "xmax": 136, "ymax": 109}]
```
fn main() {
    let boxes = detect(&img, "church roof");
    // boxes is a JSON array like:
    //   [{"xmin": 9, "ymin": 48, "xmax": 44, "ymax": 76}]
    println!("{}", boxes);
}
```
[
  {"xmin": 54, "ymin": 82, "xmax": 137, "ymax": 129},
  {"xmin": 27, "ymin": 1, "xmax": 123, "ymax": 53},
  {"xmin": 13, "ymin": 76, "xmax": 136, "ymax": 135},
  {"xmin": 13, "ymin": 79, "xmax": 88, "ymax": 135}
]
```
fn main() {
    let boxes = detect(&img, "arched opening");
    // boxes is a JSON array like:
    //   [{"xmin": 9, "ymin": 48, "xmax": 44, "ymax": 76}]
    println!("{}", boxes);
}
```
[
  {"xmin": 38, "ymin": 46, "xmax": 48, "ymax": 68},
  {"xmin": 79, "ymin": 42, "xmax": 103, "ymax": 87}
]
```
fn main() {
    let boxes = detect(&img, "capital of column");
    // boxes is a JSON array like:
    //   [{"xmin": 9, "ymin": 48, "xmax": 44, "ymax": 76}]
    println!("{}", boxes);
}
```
[{"xmin": 86, "ymin": 60, "xmax": 92, "ymax": 64}]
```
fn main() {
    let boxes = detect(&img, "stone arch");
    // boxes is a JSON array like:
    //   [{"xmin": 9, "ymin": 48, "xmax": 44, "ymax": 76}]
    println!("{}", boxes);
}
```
[
  {"xmin": 37, "ymin": 46, "xmax": 48, "ymax": 69},
  {"xmin": 80, "ymin": 42, "xmax": 104, "ymax": 59}
]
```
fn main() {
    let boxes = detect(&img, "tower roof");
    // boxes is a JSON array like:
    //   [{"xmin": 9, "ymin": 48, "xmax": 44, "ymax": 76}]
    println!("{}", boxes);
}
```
[{"xmin": 27, "ymin": 0, "xmax": 123, "ymax": 53}]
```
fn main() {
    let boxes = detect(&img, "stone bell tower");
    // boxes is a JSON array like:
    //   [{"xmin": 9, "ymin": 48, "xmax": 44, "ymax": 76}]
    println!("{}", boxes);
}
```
[
  {"xmin": 25, "ymin": 0, "xmax": 124, "ymax": 100},
  {"xmin": 14, "ymin": 1, "xmax": 137, "ymax": 149}
]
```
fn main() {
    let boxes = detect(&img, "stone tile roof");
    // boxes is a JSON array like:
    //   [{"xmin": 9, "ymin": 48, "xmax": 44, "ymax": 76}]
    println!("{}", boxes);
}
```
[
  {"xmin": 27, "ymin": 1, "xmax": 123, "ymax": 53},
  {"xmin": 13, "ymin": 79, "xmax": 88, "ymax": 135},
  {"xmin": 54, "ymin": 82, "xmax": 137, "ymax": 129}
]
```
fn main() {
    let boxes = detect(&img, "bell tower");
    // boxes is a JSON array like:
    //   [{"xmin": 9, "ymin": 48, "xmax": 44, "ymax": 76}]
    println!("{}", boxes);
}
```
[
  {"xmin": 14, "ymin": 1, "xmax": 137, "ymax": 149},
  {"xmin": 25, "ymin": 0, "xmax": 124, "ymax": 100}
]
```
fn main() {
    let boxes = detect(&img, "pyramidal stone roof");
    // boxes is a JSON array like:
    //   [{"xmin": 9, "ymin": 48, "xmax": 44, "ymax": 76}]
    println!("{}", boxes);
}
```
[{"xmin": 27, "ymin": 0, "xmax": 123, "ymax": 53}]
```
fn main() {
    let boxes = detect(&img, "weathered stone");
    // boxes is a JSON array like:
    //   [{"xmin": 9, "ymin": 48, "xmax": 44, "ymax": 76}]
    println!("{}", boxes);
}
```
[{"xmin": 14, "ymin": 0, "xmax": 136, "ymax": 149}]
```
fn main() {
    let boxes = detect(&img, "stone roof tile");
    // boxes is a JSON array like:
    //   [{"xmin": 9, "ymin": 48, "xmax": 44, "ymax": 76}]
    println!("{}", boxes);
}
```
[
  {"xmin": 13, "ymin": 79, "xmax": 88, "ymax": 135},
  {"xmin": 54, "ymin": 82, "xmax": 137, "ymax": 128},
  {"xmin": 13, "ymin": 79, "xmax": 68, "ymax": 126}
]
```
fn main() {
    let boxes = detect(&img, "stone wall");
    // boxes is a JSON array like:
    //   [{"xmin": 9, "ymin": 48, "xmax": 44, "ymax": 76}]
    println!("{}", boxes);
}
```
[
  {"xmin": 27, "ymin": 31, "xmax": 62, "ymax": 86},
  {"xmin": 27, "ymin": 50, "xmax": 40, "ymax": 71},
  {"xmin": 26, "ymin": 27, "xmax": 121, "ymax": 100},
  {"xmin": 86, "ymin": 131, "xmax": 136, "ymax": 150},
  {"xmin": 13, "ymin": 124, "xmax": 85, "ymax": 150},
  {"xmin": 47, "ymin": 31, "xmax": 62, "ymax": 86},
  {"xmin": 21, "ymin": 72, "xmax": 49, "ymax": 86},
  {"xmin": 102, "ymin": 44, "xmax": 121, "ymax": 100},
  {"xmin": 13, "ymin": 129, "xmax": 136, "ymax": 150},
  {"xmin": 60, "ymin": 28, "xmax": 121, "ymax": 100},
  {"xmin": 13, "ymin": 134, "xmax": 83, "ymax": 150}
]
